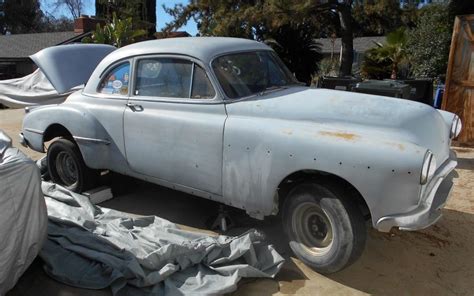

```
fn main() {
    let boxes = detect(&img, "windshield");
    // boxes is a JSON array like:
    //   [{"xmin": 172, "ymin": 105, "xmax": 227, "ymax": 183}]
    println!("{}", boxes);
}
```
[{"xmin": 211, "ymin": 51, "xmax": 299, "ymax": 99}]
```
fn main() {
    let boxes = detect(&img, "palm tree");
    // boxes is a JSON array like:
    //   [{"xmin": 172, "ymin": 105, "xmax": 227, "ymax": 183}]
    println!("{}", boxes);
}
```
[{"xmin": 369, "ymin": 28, "xmax": 408, "ymax": 79}]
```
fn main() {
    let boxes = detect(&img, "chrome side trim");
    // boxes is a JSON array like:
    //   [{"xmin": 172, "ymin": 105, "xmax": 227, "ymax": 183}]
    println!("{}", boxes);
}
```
[
  {"xmin": 24, "ymin": 128, "xmax": 44, "ymax": 135},
  {"xmin": 73, "ymin": 136, "xmax": 110, "ymax": 145}
]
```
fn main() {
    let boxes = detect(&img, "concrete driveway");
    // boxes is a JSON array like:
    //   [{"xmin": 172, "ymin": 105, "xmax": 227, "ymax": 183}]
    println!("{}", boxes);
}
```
[{"xmin": 2, "ymin": 108, "xmax": 474, "ymax": 295}]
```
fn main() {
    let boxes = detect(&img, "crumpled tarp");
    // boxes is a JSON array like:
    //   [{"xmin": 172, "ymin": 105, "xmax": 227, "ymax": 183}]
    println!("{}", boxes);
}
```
[
  {"xmin": 0, "ymin": 130, "xmax": 48, "ymax": 294},
  {"xmin": 0, "ymin": 69, "xmax": 77, "ymax": 108},
  {"xmin": 40, "ymin": 182, "xmax": 285, "ymax": 295}
]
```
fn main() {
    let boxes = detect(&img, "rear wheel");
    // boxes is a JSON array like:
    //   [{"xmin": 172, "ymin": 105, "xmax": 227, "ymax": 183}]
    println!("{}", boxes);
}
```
[
  {"xmin": 282, "ymin": 182, "xmax": 367, "ymax": 274},
  {"xmin": 47, "ymin": 138, "xmax": 98, "ymax": 192}
]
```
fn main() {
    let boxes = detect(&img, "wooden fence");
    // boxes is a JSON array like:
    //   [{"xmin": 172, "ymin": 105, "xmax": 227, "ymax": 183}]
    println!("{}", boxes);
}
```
[{"xmin": 442, "ymin": 15, "xmax": 474, "ymax": 146}]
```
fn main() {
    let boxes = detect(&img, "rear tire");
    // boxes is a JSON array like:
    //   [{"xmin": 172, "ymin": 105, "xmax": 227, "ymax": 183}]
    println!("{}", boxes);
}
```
[
  {"xmin": 282, "ymin": 181, "xmax": 367, "ymax": 274},
  {"xmin": 47, "ymin": 138, "xmax": 98, "ymax": 193}
]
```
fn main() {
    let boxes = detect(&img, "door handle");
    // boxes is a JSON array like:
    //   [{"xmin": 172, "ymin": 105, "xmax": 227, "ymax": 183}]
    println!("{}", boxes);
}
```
[{"xmin": 126, "ymin": 102, "xmax": 144, "ymax": 112}]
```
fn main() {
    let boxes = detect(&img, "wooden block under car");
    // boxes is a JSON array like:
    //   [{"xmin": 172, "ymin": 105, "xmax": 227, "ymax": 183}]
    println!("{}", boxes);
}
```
[{"xmin": 83, "ymin": 186, "xmax": 113, "ymax": 204}]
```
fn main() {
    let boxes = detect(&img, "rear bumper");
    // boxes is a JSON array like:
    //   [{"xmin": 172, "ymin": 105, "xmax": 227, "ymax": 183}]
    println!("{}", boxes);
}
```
[{"xmin": 376, "ymin": 152, "xmax": 457, "ymax": 232}]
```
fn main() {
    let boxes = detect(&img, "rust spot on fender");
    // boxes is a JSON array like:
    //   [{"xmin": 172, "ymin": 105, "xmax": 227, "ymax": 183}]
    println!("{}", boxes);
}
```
[
  {"xmin": 384, "ymin": 141, "xmax": 405, "ymax": 151},
  {"xmin": 319, "ymin": 131, "xmax": 359, "ymax": 141}
]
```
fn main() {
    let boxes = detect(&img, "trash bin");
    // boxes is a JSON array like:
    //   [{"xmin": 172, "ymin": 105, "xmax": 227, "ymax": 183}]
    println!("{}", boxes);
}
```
[
  {"xmin": 401, "ymin": 79, "xmax": 434, "ymax": 106},
  {"xmin": 433, "ymin": 84, "xmax": 445, "ymax": 109},
  {"xmin": 319, "ymin": 76, "xmax": 362, "ymax": 91},
  {"xmin": 350, "ymin": 80, "xmax": 411, "ymax": 99}
]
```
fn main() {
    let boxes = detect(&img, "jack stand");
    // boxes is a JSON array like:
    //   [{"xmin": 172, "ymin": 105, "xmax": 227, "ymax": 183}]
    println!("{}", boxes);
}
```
[{"xmin": 209, "ymin": 205, "xmax": 235, "ymax": 232}]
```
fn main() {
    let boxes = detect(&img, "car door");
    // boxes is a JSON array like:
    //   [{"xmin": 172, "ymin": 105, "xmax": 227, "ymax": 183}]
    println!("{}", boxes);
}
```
[
  {"xmin": 123, "ymin": 56, "xmax": 226, "ymax": 195},
  {"xmin": 82, "ymin": 61, "xmax": 131, "ymax": 174}
]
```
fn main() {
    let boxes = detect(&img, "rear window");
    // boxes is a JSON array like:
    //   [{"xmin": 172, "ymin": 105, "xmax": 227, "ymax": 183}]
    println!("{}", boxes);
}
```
[{"xmin": 98, "ymin": 63, "xmax": 130, "ymax": 95}]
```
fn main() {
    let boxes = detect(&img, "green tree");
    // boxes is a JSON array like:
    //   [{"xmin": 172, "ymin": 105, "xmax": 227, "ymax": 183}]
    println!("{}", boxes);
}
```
[
  {"xmin": 0, "ymin": 0, "xmax": 43, "ymax": 34},
  {"xmin": 352, "ymin": 0, "xmax": 417, "ymax": 37},
  {"xmin": 276, "ymin": 0, "xmax": 355, "ymax": 77},
  {"xmin": 362, "ymin": 27, "xmax": 408, "ymax": 79},
  {"xmin": 406, "ymin": 4, "xmax": 451, "ymax": 78},
  {"xmin": 163, "ymin": 0, "xmax": 325, "ymax": 84},
  {"xmin": 265, "ymin": 23, "xmax": 322, "ymax": 83},
  {"xmin": 95, "ymin": 0, "xmax": 156, "ymax": 35},
  {"xmin": 368, "ymin": 28, "xmax": 408, "ymax": 79},
  {"xmin": 361, "ymin": 49, "xmax": 392, "ymax": 79},
  {"xmin": 82, "ymin": 13, "xmax": 147, "ymax": 47}
]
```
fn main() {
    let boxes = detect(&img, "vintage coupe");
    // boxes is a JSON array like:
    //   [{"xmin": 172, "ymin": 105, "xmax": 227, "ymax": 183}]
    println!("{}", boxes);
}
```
[{"xmin": 20, "ymin": 38, "xmax": 461, "ymax": 273}]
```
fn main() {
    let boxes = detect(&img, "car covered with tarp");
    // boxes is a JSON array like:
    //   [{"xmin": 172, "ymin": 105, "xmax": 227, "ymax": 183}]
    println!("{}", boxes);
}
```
[{"xmin": 0, "ymin": 130, "xmax": 47, "ymax": 294}]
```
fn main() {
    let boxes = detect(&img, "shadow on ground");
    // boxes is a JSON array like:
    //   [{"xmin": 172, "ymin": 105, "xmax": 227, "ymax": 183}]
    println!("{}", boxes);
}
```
[
  {"xmin": 8, "ymin": 167, "xmax": 474, "ymax": 295},
  {"xmin": 328, "ymin": 209, "xmax": 474, "ymax": 295},
  {"xmin": 94, "ymin": 172, "xmax": 474, "ymax": 295}
]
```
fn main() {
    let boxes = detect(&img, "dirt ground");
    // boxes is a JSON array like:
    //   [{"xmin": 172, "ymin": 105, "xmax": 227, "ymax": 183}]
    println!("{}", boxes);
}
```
[{"xmin": 1, "ymin": 108, "xmax": 474, "ymax": 296}]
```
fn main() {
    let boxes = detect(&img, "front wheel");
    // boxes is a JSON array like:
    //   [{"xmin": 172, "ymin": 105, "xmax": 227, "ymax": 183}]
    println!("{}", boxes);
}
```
[
  {"xmin": 282, "ymin": 182, "xmax": 367, "ymax": 274},
  {"xmin": 47, "ymin": 138, "xmax": 99, "ymax": 193}
]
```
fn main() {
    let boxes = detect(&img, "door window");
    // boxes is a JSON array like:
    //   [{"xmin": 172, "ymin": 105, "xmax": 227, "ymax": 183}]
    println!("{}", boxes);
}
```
[
  {"xmin": 135, "ymin": 58, "xmax": 215, "ymax": 99},
  {"xmin": 135, "ymin": 58, "xmax": 192, "ymax": 98},
  {"xmin": 98, "ymin": 62, "xmax": 130, "ymax": 95},
  {"xmin": 191, "ymin": 65, "xmax": 216, "ymax": 99}
]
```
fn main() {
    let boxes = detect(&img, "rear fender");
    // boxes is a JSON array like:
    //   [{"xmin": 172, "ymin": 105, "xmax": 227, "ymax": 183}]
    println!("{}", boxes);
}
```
[{"xmin": 22, "ymin": 104, "xmax": 124, "ymax": 170}]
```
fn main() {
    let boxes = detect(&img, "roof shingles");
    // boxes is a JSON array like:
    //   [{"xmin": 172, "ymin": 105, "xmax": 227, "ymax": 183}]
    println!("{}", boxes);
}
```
[{"xmin": 0, "ymin": 31, "xmax": 83, "ymax": 59}]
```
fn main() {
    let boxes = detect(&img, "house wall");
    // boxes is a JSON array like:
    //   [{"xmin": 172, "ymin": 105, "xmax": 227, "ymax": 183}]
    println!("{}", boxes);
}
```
[
  {"xmin": 0, "ymin": 59, "xmax": 36, "ymax": 79},
  {"xmin": 16, "ymin": 60, "xmax": 36, "ymax": 77}
]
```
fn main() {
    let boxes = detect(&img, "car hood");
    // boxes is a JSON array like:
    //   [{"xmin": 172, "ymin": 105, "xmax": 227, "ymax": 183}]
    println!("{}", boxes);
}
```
[{"xmin": 225, "ymin": 87, "xmax": 452, "ymax": 164}]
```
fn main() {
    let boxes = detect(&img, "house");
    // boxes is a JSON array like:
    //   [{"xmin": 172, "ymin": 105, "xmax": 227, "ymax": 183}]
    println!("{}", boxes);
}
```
[
  {"xmin": 317, "ymin": 36, "xmax": 386, "ymax": 67},
  {"xmin": 0, "ymin": 16, "xmax": 102, "ymax": 79},
  {"xmin": 155, "ymin": 31, "xmax": 191, "ymax": 39}
]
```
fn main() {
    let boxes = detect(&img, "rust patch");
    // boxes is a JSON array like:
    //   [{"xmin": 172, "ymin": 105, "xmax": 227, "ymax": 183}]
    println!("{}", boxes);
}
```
[
  {"xmin": 384, "ymin": 141, "xmax": 405, "ymax": 151},
  {"xmin": 319, "ymin": 131, "xmax": 359, "ymax": 141}
]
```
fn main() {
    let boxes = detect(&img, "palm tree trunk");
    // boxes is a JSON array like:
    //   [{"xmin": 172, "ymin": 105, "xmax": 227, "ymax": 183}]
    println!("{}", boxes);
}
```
[
  {"xmin": 391, "ymin": 63, "xmax": 398, "ymax": 79},
  {"xmin": 337, "ymin": 3, "xmax": 354, "ymax": 77}
]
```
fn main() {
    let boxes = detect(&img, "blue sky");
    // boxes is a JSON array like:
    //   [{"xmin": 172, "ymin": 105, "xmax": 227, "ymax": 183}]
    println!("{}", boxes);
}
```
[{"xmin": 40, "ymin": 0, "xmax": 198, "ymax": 35}]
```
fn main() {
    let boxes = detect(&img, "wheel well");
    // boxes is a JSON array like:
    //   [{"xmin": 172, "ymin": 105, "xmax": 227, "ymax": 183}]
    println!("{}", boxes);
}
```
[
  {"xmin": 43, "ymin": 124, "xmax": 73, "ymax": 143},
  {"xmin": 277, "ymin": 170, "xmax": 371, "ymax": 220}
]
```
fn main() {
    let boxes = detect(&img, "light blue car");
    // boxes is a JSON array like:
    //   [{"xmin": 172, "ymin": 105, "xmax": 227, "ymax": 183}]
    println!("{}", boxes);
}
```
[{"xmin": 20, "ymin": 37, "xmax": 461, "ymax": 273}]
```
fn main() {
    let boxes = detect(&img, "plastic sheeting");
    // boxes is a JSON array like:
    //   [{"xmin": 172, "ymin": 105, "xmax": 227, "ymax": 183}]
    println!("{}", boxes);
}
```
[
  {"xmin": 0, "ymin": 69, "xmax": 75, "ymax": 108},
  {"xmin": 40, "ymin": 182, "xmax": 285, "ymax": 295},
  {"xmin": 0, "ymin": 130, "xmax": 48, "ymax": 295}
]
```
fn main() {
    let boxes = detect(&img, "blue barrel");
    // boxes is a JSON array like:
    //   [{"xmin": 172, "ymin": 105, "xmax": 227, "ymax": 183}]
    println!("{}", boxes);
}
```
[{"xmin": 433, "ymin": 84, "xmax": 445, "ymax": 109}]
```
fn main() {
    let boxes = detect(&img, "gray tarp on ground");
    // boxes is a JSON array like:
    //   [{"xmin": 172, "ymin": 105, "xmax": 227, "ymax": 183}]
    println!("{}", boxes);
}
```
[
  {"xmin": 40, "ymin": 182, "xmax": 285, "ymax": 295},
  {"xmin": 0, "ymin": 69, "xmax": 75, "ymax": 108},
  {"xmin": 0, "ymin": 131, "xmax": 48, "ymax": 295}
]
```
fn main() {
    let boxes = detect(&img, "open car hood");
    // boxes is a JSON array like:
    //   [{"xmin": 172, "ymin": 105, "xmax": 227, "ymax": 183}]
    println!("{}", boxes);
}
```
[{"xmin": 30, "ymin": 44, "xmax": 116, "ymax": 94}]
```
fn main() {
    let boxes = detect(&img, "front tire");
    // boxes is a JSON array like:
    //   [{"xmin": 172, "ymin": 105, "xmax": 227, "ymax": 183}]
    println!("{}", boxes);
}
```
[
  {"xmin": 282, "ymin": 182, "xmax": 367, "ymax": 274},
  {"xmin": 47, "ymin": 138, "xmax": 98, "ymax": 193}
]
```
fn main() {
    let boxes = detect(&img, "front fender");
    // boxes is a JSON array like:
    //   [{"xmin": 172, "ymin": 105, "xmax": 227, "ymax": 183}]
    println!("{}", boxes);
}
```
[{"xmin": 222, "ymin": 116, "xmax": 426, "ymax": 224}]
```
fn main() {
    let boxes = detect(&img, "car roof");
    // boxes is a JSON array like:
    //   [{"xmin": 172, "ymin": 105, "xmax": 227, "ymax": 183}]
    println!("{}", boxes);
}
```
[
  {"xmin": 102, "ymin": 37, "xmax": 271, "ymax": 64},
  {"xmin": 84, "ymin": 37, "xmax": 272, "ymax": 95}
]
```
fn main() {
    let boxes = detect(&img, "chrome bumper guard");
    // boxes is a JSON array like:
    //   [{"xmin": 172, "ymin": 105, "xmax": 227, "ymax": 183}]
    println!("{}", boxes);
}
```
[
  {"xmin": 19, "ymin": 133, "xmax": 28, "ymax": 147},
  {"xmin": 376, "ymin": 153, "xmax": 458, "ymax": 232}
]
